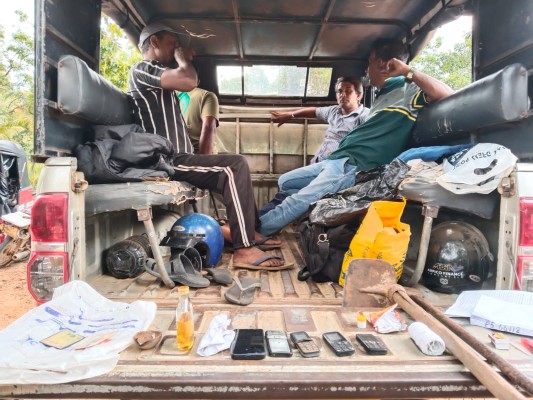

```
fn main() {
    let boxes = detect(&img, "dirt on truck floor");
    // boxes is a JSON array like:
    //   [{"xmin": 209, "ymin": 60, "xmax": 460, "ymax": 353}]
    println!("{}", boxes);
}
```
[{"xmin": 0, "ymin": 261, "xmax": 35, "ymax": 330}]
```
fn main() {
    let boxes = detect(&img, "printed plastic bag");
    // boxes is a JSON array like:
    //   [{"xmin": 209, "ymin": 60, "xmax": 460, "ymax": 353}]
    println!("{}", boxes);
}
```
[
  {"xmin": 339, "ymin": 199, "xmax": 410, "ymax": 286},
  {"xmin": 437, "ymin": 143, "xmax": 517, "ymax": 194},
  {"xmin": 364, "ymin": 304, "xmax": 407, "ymax": 333},
  {"xmin": 0, "ymin": 280, "xmax": 156, "ymax": 384}
]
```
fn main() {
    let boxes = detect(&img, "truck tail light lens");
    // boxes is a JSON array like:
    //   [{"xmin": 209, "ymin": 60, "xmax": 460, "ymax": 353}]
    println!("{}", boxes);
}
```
[
  {"xmin": 27, "ymin": 252, "xmax": 69, "ymax": 303},
  {"xmin": 516, "ymin": 198, "xmax": 533, "ymax": 291},
  {"xmin": 28, "ymin": 193, "xmax": 69, "ymax": 303},
  {"xmin": 31, "ymin": 193, "xmax": 68, "ymax": 243}
]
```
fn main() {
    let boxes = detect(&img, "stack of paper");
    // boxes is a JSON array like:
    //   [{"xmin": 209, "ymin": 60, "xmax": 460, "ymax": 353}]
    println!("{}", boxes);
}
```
[{"xmin": 445, "ymin": 290, "xmax": 533, "ymax": 337}]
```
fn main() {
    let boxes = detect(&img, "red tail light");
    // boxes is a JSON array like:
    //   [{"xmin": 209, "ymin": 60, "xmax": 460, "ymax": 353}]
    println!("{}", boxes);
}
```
[
  {"xmin": 31, "ymin": 193, "xmax": 68, "ymax": 242},
  {"xmin": 28, "ymin": 193, "xmax": 69, "ymax": 302},
  {"xmin": 516, "ymin": 198, "xmax": 533, "ymax": 291}
]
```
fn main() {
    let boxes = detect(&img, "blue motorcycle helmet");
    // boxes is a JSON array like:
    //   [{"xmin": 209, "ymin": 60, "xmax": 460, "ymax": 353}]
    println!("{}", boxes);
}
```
[{"xmin": 160, "ymin": 213, "xmax": 224, "ymax": 268}]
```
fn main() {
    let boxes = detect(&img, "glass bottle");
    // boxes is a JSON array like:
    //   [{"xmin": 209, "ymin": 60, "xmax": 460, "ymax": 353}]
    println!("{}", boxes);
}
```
[{"xmin": 175, "ymin": 286, "xmax": 194, "ymax": 351}]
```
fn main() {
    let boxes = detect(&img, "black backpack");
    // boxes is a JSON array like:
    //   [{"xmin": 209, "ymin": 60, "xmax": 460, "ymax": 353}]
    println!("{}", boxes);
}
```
[{"xmin": 295, "ymin": 219, "xmax": 361, "ymax": 283}]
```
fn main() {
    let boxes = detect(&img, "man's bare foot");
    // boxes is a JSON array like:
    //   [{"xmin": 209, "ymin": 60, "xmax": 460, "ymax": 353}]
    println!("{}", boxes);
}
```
[
  {"xmin": 220, "ymin": 225, "xmax": 281, "ymax": 247},
  {"xmin": 233, "ymin": 246, "xmax": 285, "ymax": 267},
  {"xmin": 254, "ymin": 233, "xmax": 281, "ymax": 246}
]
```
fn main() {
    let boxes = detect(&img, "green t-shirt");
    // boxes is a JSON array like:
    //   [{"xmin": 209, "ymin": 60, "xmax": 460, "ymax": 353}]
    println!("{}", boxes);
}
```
[{"xmin": 327, "ymin": 76, "xmax": 428, "ymax": 170}]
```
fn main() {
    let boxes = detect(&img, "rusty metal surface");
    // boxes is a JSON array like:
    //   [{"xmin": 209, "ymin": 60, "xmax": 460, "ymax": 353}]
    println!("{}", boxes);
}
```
[{"xmin": 3, "ymin": 230, "xmax": 533, "ymax": 399}]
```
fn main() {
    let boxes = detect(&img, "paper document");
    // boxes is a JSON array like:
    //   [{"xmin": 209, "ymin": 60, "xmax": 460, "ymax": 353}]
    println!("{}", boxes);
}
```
[
  {"xmin": 445, "ymin": 290, "xmax": 533, "ymax": 318},
  {"xmin": 470, "ymin": 295, "xmax": 533, "ymax": 337}
]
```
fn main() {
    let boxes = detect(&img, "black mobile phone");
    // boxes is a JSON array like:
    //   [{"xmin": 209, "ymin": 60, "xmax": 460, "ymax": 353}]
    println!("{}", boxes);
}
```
[
  {"xmin": 356, "ymin": 333, "xmax": 388, "ymax": 355},
  {"xmin": 289, "ymin": 331, "xmax": 320, "ymax": 358},
  {"xmin": 322, "ymin": 331, "xmax": 355, "ymax": 357},
  {"xmin": 265, "ymin": 330, "xmax": 293, "ymax": 357},
  {"xmin": 230, "ymin": 329, "xmax": 266, "ymax": 360}
]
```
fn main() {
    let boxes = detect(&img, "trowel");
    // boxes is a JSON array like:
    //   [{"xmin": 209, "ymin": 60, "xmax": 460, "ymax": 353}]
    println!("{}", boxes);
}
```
[{"xmin": 341, "ymin": 258, "xmax": 396, "ymax": 308}]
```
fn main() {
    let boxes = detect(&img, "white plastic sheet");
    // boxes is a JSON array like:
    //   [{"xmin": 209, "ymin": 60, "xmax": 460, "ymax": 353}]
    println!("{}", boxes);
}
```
[
  {"xmin": 437, "ymin": 143, "xmax": 517, "ymax": 194},
  {"xmin": 0, "ymin": 280, "xmax": 156, "ymax": 384}
]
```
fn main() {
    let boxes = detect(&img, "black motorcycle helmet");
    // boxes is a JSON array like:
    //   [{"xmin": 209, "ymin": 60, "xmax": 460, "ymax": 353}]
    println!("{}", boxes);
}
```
[{"xmin": 422, "ymin": 221, "xmax": 493, "ymax": 294}]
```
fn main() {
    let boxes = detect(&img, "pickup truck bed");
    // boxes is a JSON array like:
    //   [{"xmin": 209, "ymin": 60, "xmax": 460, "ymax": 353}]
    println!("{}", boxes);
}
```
[{"xmin": 5, "ymin": 229, "xmax": 533, "ymax": 399}]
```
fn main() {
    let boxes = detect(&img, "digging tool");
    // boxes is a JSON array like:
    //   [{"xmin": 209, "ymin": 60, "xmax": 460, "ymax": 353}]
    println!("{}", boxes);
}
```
[{"xmin": 342, "ymin": 259, "xmax": 529, "ymax": 400}]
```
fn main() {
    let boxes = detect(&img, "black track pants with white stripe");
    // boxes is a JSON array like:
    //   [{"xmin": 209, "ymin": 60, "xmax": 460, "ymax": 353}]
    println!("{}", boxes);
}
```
[{"xmin": 173, "ymin": 153, "xmax": 258, "ymax": 249}]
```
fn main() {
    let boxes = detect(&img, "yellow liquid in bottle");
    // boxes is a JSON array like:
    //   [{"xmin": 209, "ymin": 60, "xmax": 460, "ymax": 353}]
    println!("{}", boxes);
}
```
[{"xmin": 176, "ymin": 311, "xmax": 194, "ymax": 351}]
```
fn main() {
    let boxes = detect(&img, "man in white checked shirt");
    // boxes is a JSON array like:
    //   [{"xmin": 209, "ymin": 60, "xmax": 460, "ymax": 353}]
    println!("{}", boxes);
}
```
[
  {"xmin": 271, "ymin": 77, "xmax": 370, "ymax": 164},
  {"xmin": 128, "ymin": 23, "xmax": 290, "ymax": 270}
]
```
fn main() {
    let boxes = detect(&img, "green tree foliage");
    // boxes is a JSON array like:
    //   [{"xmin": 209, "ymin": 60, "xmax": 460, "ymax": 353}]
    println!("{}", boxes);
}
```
[
  {"xmin": 0, "ymin": 11, "xmax": 41, "ymax": 186},
  {"xmin": 0, "ymin": 11, "xmax": 33, "ymax": 153},
  {"xmin": 411, "ymin": 33, "xmax": 472, "ymax": 91},
  {"xmin": 307, "ymin": 68, "xmax": 333, "ymax": 97},
  {"xmin": 100, "ymin": 16, "xmax": 142, "ymax": 91}
]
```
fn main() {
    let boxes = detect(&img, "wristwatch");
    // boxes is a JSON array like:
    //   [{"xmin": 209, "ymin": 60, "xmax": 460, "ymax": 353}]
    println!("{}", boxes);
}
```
[{"xmin": 405, "ymin": 68, "xmax": 415, "ymax": 83}]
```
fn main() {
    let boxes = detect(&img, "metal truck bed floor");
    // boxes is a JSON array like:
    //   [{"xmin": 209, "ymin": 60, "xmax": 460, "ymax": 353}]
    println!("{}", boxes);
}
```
[{"xmin": 8, "ymin": 229, "xmax": 530, "ymax": 399}]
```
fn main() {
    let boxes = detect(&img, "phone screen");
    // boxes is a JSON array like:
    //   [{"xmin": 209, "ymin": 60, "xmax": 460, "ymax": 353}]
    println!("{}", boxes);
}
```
[
  {"xmin": 231, "ymin": 329, "xmax": 266, "ymax": 360},
  {"xmin": 265, "ymin": 330, "xmax": 292, "ymax": 357},
  {"xmin": 324, "ymin": 332, "xmax": 343, "ymax": 341}
]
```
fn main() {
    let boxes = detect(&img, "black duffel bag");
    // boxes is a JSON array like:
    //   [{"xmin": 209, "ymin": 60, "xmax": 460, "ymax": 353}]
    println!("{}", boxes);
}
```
[{"xmin": 295, "ymin": 219, "xmax": 361, "ymax": 283}]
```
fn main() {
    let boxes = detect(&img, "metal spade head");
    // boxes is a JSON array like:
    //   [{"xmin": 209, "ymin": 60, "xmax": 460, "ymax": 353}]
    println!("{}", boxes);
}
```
[{"xmin": 342, "ymin": 258, "xmax": 397, "ymax": 308}]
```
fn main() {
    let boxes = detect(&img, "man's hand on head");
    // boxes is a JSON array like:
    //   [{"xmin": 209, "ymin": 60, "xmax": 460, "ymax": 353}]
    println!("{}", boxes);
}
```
[
  {"xmin": 382, "ymin": 58, "xmax": 411, "ymax": 78},
  {"xmin": 174, "ymin": 47, "xmax": 196, "ymax": 64}
]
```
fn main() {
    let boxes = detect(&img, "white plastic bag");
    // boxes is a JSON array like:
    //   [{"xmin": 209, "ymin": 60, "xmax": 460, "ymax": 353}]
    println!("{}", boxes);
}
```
[
  {"xmin": 437, "ymin": 143, "xmax": 517, "ymax": 194},
  {"xmin": 0, "ymin": 280, "xmax": 156, "ymax": 384}
]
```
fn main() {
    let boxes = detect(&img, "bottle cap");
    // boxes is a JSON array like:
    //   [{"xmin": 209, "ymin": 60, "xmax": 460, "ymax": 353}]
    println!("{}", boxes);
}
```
[
  {"xmin": 178, "ymin": 286, "xmax": 190, "ymax": 295},
  {"xmin": 357, "ymin": 313, "xmax": 367, "ymax": 329}
]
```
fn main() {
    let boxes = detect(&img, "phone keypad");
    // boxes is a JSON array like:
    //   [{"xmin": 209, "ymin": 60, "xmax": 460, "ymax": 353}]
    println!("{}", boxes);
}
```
[
  {"xmin": 333, "ymin": 340, "xmax": 354, "ymax": 352},
  {"xmin": 299, "ymin": 341, "xmax": 318, "ymax": 352}
]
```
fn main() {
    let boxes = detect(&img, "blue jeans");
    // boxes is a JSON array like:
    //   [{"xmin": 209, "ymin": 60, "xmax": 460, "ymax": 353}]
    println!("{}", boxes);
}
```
[{"xmin": 259, "ymin": 157, "xmax": 357, "ymax": 236}]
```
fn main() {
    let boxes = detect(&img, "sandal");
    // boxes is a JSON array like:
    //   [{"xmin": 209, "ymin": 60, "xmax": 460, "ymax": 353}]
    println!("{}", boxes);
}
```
[
  {"xmin": 232, "ymin": 255, "xmax": 294, "ymax": 271},
  {"xmin": 204, "ymin": 268, "xmax": 233, "ymax": 285},
  {"xmin": 224, "ymin": 276, "xmax": 261, "ymax": 306},
  {"xmin": 145, "ymin": 253, "xmax": 210, "ymax": 288}
]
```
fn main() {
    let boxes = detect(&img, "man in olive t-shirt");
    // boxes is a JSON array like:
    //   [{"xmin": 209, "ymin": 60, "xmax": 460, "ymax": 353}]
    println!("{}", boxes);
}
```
[{"xmin": 180, "ymin": 88, "xmax": 226, "ymax": 154}]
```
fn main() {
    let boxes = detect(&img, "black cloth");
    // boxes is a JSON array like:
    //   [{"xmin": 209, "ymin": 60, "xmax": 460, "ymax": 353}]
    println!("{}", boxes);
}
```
[
  {"xmin": 0, "ymin": 154, "xmax": 16, "ymax": 216},
  {"xmin": 309, "ymin": 158, "xmax": 410, "ymax": 226},
  {"xmin": 74, "ymin": 125, "xmax": 176, "ymax": 184}
]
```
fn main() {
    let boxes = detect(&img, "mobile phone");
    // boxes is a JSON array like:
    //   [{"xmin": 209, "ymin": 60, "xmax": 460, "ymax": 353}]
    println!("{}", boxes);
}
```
[
  {"xmin": 289, "ymin": 331, "xmax": 320, "ymax": 358},
  {"xmin": 230, "ymin": 329, "xmax": 266, "ymax": 360},
  {"xmin": 265, "ymin": 330, "xmax": 293, "ymax": 357},
  {"xmin": 356, "ymin": 333, "xmax": 388, "ymax": 355},
  {"xmin": 322, "ymin": 331, "xmax": 355, "ymax": 357}
]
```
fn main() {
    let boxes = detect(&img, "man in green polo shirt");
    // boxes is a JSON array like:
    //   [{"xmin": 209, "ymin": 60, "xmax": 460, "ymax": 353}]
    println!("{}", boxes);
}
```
[{"xmin": 259, "ymin": 38, "xmax": 454, "ymax": 236}]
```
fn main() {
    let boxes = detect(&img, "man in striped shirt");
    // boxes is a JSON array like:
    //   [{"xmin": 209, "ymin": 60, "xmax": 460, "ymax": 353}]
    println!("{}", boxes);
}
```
[{"xmin": 128, "ymin": 23, "xmax": 289, "ymax": 270}]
